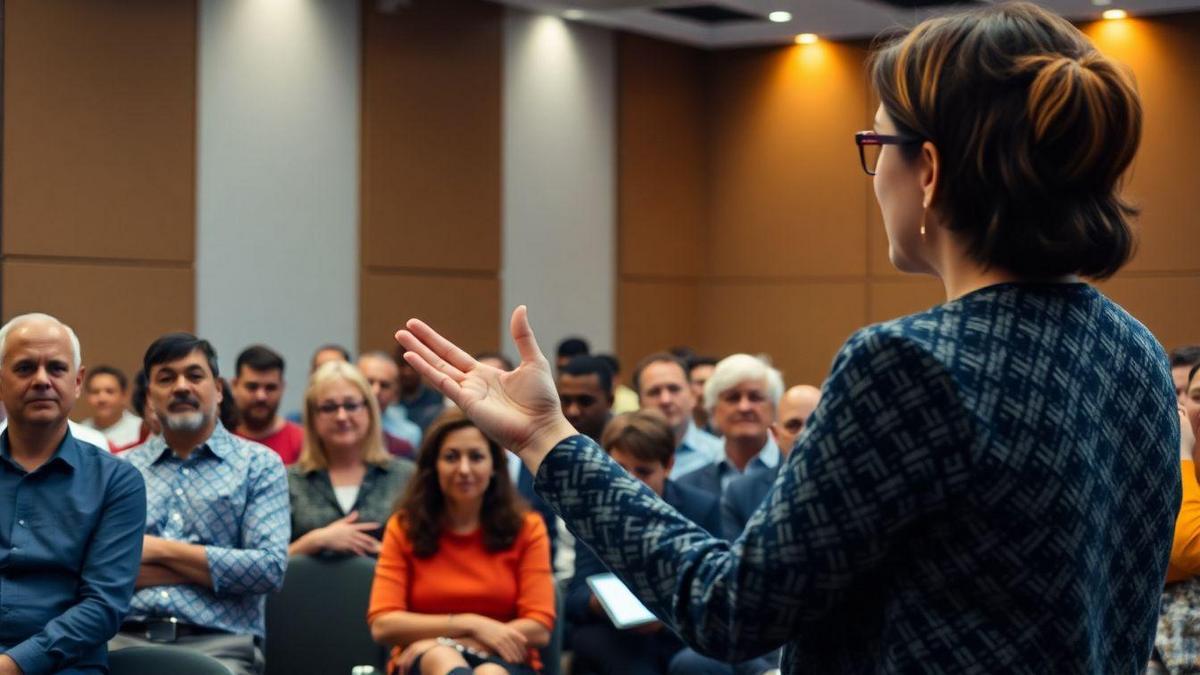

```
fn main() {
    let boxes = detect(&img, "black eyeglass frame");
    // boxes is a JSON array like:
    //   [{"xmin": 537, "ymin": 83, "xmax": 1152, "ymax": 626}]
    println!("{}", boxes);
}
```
[{"xmin": 854, "ymin": 131, "xmax": 923, "ymax": 176}]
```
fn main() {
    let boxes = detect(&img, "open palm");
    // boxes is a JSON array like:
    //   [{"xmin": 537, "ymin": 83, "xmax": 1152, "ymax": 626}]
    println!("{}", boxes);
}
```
[{"xmin": 396, "ymin": 306, "xmax": 577, "ymax": 463}]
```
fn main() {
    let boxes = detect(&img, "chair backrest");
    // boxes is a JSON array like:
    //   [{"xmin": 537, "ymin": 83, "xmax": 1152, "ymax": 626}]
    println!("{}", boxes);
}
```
[
  {"xmin": 539, "ymin": 585, "xmax": 565, "ymax": 675},
  {"xmin": 265, "ymin": 554, "xmax": 388, "ymax": 675},
  {"xmin": 109, "ymin": 646, "xmax": 233, "ymax": 675}
]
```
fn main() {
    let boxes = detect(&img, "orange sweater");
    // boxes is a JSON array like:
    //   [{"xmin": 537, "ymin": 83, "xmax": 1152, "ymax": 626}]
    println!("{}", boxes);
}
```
[
  {"xmin": 1168, "ymin": 460, "xmax": 1200, "ymax": 583},
  {"xmin": 368, "ymin": 511, "xmax": 555, "ymax": 671}
]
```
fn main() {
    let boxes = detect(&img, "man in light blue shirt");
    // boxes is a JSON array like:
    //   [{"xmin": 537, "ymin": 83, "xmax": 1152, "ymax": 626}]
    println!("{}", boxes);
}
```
[
  {"xmin": 113, "ymin": 333, "xmax": 289, "ymax": 675},
  {"xmin": 633, "ymin": 352, "xmax": 721, "ymax": 478}
]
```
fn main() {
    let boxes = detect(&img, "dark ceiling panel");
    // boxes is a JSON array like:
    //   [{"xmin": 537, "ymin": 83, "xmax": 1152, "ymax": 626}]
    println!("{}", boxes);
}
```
[
  {"xmin": 654, "ymin": 4, "xmax": 761, "ymax": 24},
  {"xmin": 866, "ymin": 0, "xmax": 980, "ymax": 7}
]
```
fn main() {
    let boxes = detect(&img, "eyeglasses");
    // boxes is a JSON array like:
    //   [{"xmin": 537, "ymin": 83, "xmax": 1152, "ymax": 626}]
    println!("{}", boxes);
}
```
[
  {"xmin": 855, "ymin": 131, "xmax": 922, "ymax": 176},
  {"xmin": 315, "ymin": 399, "xmax": 368, "ymax": 416}
]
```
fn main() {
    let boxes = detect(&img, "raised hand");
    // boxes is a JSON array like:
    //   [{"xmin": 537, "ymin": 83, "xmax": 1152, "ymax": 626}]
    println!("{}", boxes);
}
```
[{"xmin": 396, "ymin": 306, "xmax": 577, "ymax": 471}]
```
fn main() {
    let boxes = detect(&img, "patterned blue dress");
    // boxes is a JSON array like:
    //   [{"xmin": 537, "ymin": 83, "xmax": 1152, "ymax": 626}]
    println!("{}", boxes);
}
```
[{"xmin": 535, "ymin": 282, "xmax": 1180, "ymax": 674}]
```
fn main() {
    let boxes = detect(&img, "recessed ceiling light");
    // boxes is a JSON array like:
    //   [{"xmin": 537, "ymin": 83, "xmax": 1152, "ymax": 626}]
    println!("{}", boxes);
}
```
[
  {"xmin": 768, "ymin": 11, "xmax": 792, "ymax": 23},
  {"xmin": 1102, "ymin": 8, "xmax": 1128, "ymax": 20},
  {"xmin": 563, "ymin": 9, "xmax": 585, "ymax": 20},
  {"xmin": 794, "ymin": 33, "xmax": 819, "ymax": 45}
]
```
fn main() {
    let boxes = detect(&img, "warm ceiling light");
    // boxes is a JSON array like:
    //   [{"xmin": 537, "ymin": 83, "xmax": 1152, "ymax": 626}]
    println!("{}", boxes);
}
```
[
  {"xmin": 1102, "ymin": 8, "xmax": 1128, "ymax": 20},
  {"xmin": 794, "ymin": 33, "xmax": 819, "ymax": 45},
  {"xmin": 768, "ymin": 11, "xmax": 792, "ymax": 23},
  {"xmin": 563, "ymin": 9, "xmax": 585, "ymax": 20}
]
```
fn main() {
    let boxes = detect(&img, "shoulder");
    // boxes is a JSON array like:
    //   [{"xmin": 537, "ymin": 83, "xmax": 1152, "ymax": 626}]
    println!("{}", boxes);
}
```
[
  {"xmin": 68, "ymin": 420, "xmax": 111, "ymax": 452},
  {"xmin": 79, "ymin": 437, "xmax": 144, "ymax": 489},
  {"xmin": 283, "ymin": 421, "xmax": 305, "ymax": 439},
  {"xmin": 382, "ymin": 456, "xmax": 416, "ymax": 477},
  {"xmin": 677, "ymin": 462, "xmax": 719, "ymax": 487},
  {"xmin": 518, "ymin": 510, "xmax": 550, "ymax": 541},
  {"xmin": 667, "ymin": 479, "xmax": 719, "ymax": 518}
]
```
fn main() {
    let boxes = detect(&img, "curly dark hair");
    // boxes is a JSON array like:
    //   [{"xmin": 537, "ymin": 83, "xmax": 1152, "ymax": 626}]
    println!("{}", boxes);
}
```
[{"xmin": 395, "ymin": 409, "xmax": 526, "ymax": 558}]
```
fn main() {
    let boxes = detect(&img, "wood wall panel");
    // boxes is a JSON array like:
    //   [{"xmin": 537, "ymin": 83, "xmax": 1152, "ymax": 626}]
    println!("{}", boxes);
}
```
[
  {"xmin": 1, "ymin": 260, "xmax": 194, "ymax": 418},
  {"xmin": 699, "ymin": 281, "xmax": 865, "ymax": 387},
  {"xmin": 1084, "ymin": 15, "xmax": 1200, "ymax": 274},
  {"xmin": 618, "ymin": 34, "xmax": 708, "ymax": 279},
  {"xmin": 3, "ymin": 0, "xmax": 196, "ymax": 262},
  {"xmin": 361, "ymin": 0, "xmax": 502, "ymax": 274},
  {"xmin": 868, "ymin": 279, "xmax": 946, "ymax": 324},
  {"xmin": 617, "ymin": 280, "xmax": 700, "ymax": 370},
  {"xmin": 360, "ymin": 272, "xmax": 499, "ymax": 356},
  {"xmin": 707, "ymin": 42, "xmax": 872, "ymax": 279}
]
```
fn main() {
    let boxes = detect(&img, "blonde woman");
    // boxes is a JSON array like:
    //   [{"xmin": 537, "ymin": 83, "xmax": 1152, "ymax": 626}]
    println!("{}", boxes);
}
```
[{"xmin": 288, "ymin": 360, "xmax": 416, "ymax": 557}]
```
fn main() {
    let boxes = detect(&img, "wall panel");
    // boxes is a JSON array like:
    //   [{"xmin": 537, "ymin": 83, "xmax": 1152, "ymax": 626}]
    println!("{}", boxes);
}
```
[
  {"xmin": 618, "ymin": 280, "xmax": 701, "ymax": 368},
  {"xmin": 361, "ymin": 272, "xmax": 499, "ymax": 357}
]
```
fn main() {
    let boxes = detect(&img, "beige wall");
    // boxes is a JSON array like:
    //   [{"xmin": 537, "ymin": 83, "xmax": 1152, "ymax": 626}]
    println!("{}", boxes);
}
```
[
  {"xmin": 2, "ymin": 0, "xmax": 197, "ymax": 417},
  {"xmin": 359, "ymin": 0, "xmax": 502, "ymax": 356},
  {"xmin": 617, "ymin": 13, "xmax": 1200, "ymax": 387}
]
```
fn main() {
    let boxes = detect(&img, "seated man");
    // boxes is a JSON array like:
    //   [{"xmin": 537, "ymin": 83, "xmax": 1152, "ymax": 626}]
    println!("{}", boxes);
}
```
[
  {"xmin": 558, "ymin": 355, "xmax": 614, "ymax": 442},
  {"xmin": 633, "ymin": 352, "xmax": 722, "ymax": 478},
  {"xmin": 678, "ymin": 354, "xmax": 783, "ymax": 499},
  {"xmin": 358, "ymin": 350, "xmax": 420, "ymax": 456},
  {"xmin": 566, "ymin": 411, "xmax": 720, "ymax": 675},
  {"xmin": 721, "ymin": 384, "xmax": 821, "ymax": 537},
  {"xmin": 113, "ymin": 333, "xmax": 289, "ymax": 675},
  {"xmin": 0, "ymin": 313, "xmax": 146, "ymax": 674},
  {"xmin": 80, "ymin": 365, "xmax": 143, "ymax": 451},
  {"xmin": 230, "ymin": 345, "xmax": 304, "ymax": 465}
]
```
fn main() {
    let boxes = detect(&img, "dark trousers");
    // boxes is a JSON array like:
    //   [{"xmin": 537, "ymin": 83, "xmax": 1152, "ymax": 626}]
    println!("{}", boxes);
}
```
[{"xmin": 570, "ymin": 623, "xmax": 683, "ymax": 675}]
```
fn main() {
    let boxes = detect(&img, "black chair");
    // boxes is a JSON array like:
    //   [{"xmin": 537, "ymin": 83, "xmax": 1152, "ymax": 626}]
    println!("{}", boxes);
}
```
[
  {"xmin": 539, "ymin": 586, "xmax": 565, "ymax": 675},
  {"xmin": 109, "ymin": 646, "xmax": 233, "ymax": 675},
  {"xmin": 265, "ymin": 554, "xmax": 387, "ymax": 675}
]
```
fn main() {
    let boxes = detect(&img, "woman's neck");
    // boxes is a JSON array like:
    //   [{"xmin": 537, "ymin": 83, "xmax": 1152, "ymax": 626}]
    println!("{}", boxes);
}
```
[
  {"xmin": 929, "ymin": 225, "xmax": 1078, "ymax": 301},
  {"xmin": 325, "ymin": 443, "xmax": 365, "ymax": 472},
  {"xmin": 443, "ymin": 497, "xmax": 482, "ymax": 533}
]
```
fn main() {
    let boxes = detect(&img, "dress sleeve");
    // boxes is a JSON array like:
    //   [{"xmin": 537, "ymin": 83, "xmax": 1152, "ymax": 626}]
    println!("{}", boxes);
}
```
[
  {"xmin": 534, "ymin": 329, "xmax": 975, "ymax": 661},
  {"xmin": 1167, "ymin": 460, "xmax": 1200, "ymax": 582},
  {"xmin": 368, "ymin": 514, "xmax": 412, "ymax": 622},
  {"xmin": 514, "ymin": 513, "xmax": 556, "ymax": 631}
]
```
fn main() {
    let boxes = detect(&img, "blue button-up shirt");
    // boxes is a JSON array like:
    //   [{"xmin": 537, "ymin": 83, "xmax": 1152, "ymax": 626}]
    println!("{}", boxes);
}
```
[
  {"xmin": 122, "ymin": 423, "xmax": 289, "ymax": 639},
  {"xmin": 670, "ymin": 421, "xmax": 722, "ymax": 478},
  {"xmin": 0, "ymin": 429, "xmax": 146, "ymax": 675},
  {"xmin": 715, "ymin": 436, "xmax": 779, "ymax": 493}
]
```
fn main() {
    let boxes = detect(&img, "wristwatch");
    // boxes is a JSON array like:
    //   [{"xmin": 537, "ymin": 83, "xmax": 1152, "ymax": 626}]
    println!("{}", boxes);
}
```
[{"xmin": 435, "ymin": 636, "xmax": 491, "ymax": 659}]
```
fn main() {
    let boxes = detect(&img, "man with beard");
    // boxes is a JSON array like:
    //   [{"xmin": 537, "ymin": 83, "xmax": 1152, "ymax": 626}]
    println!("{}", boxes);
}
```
[
  {"xmin": 230, "ymin": 345, "xmax": 304, "ymax": 465},
  {"xmin": 113, "ymin": 333, "xmax": 288, "ymax": 675}
]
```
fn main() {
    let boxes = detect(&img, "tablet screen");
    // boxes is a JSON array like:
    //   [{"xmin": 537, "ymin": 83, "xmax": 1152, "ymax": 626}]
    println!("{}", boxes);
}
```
[{"xmin": 586, "ymin": 573, "xmax": 657, "ymax": 629}]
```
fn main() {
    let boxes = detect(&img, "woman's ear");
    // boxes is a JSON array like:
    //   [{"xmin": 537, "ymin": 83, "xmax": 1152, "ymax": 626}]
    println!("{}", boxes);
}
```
[{"xmin": 920, "ymin": 140, "xmax": 941, "ymax": 209}]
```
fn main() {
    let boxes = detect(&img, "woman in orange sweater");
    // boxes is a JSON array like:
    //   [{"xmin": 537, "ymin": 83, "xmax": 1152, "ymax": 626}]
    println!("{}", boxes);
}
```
[{"xmin": 368, "ymin": 410, "xmax": 555, "ymax": 675}]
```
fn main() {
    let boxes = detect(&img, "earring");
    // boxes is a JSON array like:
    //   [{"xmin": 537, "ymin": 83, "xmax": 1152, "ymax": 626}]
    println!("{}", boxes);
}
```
[{"xmin": 920, "ymin": 199, "xmax": 929, "ymax": 238}]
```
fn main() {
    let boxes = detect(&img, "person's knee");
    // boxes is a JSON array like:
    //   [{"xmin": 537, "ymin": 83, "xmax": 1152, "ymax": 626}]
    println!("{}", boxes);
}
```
[
  {"xmin": 419, "ymin": 645, "xmax": 468, "ymax": 674},
  {"xmin": 668, "ymin": 648, "xmax": 735, "ymax": 675},
  {"xmin": 472, "ymin": 664, "xmax": 509, "ymax": 675}
]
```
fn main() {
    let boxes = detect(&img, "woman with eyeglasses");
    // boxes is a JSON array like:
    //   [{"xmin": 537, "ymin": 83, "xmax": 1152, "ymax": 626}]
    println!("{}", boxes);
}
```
[
  {"xmin": 287, "ymin": 360, "xmax": 415, "ymax": 557},
  {"xmin": 368, "ymin": 409, "xmax": 555, "ymax": 675},
  {"xmin": 395, "ymin": 3, "xmax": 1184, "ymax": 673}
]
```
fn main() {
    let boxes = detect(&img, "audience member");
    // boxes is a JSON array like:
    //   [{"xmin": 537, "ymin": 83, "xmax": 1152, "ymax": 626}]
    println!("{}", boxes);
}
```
[
  {"xmin": 687, "ymin": 357, "xmax": 718, "ymax": 435},
  {"xmin": 81, "ymin": 365, "xmax": 143, "ymax": 451},
  {"xmin": 395, "ymin": 347, "xmax": 446, "ymax": 433},
  {"xmin": 678, "ymin": 354, "xmax": 783, "ymax": 498},
  {"xmin": 368, "ymin": 411, "xmax": 555, "ymax": 675},
  {"xmin": 567, "ymin": 411, "xmax": 719, "ymax": 675},
  {"xmin": 218, "ymin": 378, "xmax": 241, "ymax": 431},
  {"xmin": 475, "ymin": 352, "xmax": 515, "ymax": 372},
  {"xmin": 557, "ymin": 356, "xmax": 613, "ymax": 442},
  {"xmin": 722, "ymin": 384, "xmax": 821, "ymax": 537},
  {"xmin": 597, "ymin": 354, "xmax": 639, "ymax": 414},
  {"xmin": 633, "ymin": 352, "xmax": 721, "ymax": 478},
  {"xmin": 230, "ymin": 345, "xmax": 304, "ymax": 465},
  {"xmin": 288, "ymin": 361, "xmax": 415, "ymax": 557},
  {"xmin": 127, "ymin": 369, "xmax": 162, "ymax": 448},
  {"xmin": 1173, "ymin": 346, "xmax": 1200, "ymax": 406},
  {"xmin": 0, "ymin": 313, "xmax": 146, "ymax": 674},
  {"xmin": 1186, "ymin": 364, "xmax": 1200, "ymax": 438},
  {"xmin": 311, "ymin": 343, "xmax": 351, "ymax": 372},
  {"xmin": 114, "ymin": 333, "xmax": 289, "ymax": 675},
  {"xmin": 358, "ymin": 350, "xmax": 420, "ymax": 458},
  {"xmin": 1155, "ymin": 406, "xmax": 1200, "ymax": 671},
  {"xmin": 555, "ymin": 336, "xmax": 590, "ymax": 373}
]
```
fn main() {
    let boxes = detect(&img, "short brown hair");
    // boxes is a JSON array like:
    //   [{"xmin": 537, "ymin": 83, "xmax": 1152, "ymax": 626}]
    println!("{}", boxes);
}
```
[
  {"xmin": 631, "ymin": 352, "xmax": 688, "ymax": 396},
  {"xmin": 869, "ymin": 2, "xmax": 1141, "ymax": 280},
  {"xmin": 600, "ymin": 411, "xmax": 675, "ymax": 468}
]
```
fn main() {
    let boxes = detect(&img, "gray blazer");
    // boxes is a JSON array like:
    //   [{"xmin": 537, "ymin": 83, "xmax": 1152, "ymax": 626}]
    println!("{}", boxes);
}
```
[
  {"xmin": 720, "ymin": 465, "xmax": 779, "ymax": 539},
  {"xmin": 287, "ymin": 457, "xmax": 415, "ymax": 543}
]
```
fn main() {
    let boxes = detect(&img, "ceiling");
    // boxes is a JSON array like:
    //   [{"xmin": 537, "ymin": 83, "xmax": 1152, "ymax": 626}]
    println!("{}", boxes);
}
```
[{"xmin": 482, "ymin": 0, "xmax": 1200, "ymax": 47}]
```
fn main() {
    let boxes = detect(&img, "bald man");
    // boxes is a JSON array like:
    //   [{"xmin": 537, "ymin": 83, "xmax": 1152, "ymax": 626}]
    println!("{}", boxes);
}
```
[
  {"xmin": 0, "ymin": 314, "xmax": 146, "ymax": 675},
  {"xmin": 720, "ymin": 384, "xmax": 822, "ymax": 538}
]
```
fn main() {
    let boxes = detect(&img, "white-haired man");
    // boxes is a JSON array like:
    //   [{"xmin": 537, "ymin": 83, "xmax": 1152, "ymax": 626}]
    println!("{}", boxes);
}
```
[
  {"xmin": 0, "ymin": 313, "xmax": 146, "ymax": 675},
  {"xmin": 677, "ymin": 354, "xmax": 784, "ymax": 499}
]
